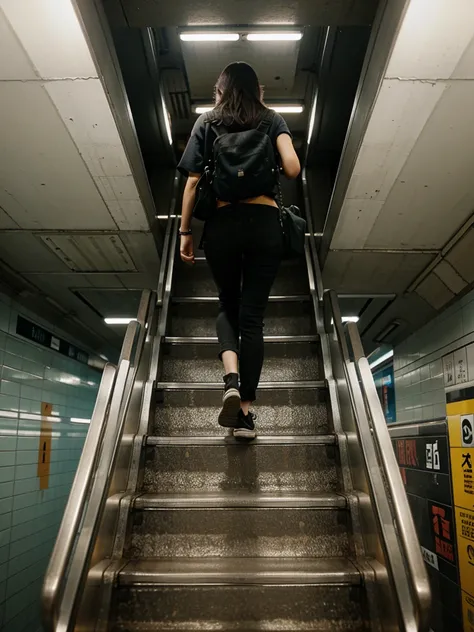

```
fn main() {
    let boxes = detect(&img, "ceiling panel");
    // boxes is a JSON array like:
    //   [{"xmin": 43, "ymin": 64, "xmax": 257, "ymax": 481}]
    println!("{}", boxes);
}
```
[
  {"xmin": 182, "ymin": 40, "xmax": 301, "ymax": 101},
  {"xmin": 446, "ymin": 228, "xmax": 474, "ymax": 283},
  {"xmin": 365, "ymin": 81, "xmax": 474, "ymax": 249},
  {"xmin": 75, "ymin": 288, "xmax": 143, "ymax": 318},
  {"xmin": 1, "ymin": 0, "xmax": 97, "ymax": 79},
  {"xmin": 386, "ymin": 0, "xmax": 474, "ymax": 80},
  {"xmin": 116, "ymin": 0, "xmax": 377, "ymax": 27},
  {"xmin": 434, "ymin": 260, "xmax": 467, "ymax": 295},
  {"xmin": 0, "ymin": 8, "xmax": 37, "ymax": 80},
  {"xmin": 0, "ymin": 82, "xmax": 116, "ymax": 230},
  {"xmin": 39, "ymin": 235, "xmax": 137, "ymax": 272},
  {"xmin": 453, "ymin": 32, "xmax": 474, "ymax": 79},
  {"xmin": 0, "ymin": 207, "xmax": 18, "ymax": 229},
  {"xmin": 0, "ymin": 234, "xmax": 69, "ymax": 272},
  {"xmin": 415, "ymin": 272, "xmax": 455, "ymax": 310},
  {"xmin": 323, "ymin": 251, "xmax": 434, "ymax": 294}
]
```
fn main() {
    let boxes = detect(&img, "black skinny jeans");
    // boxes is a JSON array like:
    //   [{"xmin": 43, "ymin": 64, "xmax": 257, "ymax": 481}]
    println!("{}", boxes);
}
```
[{"xmin": 203, "ymin": 203, "xmax": 283, "ymax": 402}]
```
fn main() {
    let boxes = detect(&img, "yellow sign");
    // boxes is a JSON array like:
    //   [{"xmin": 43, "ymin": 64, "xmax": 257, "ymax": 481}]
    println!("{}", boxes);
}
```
[
  {"xmin": 456, "ymin": 507, "xmax": 474, "ymax": 599},
  {"xmin": 451, "ymin": 448, "xmax": 474, "ymax": 511},
  {"xmin": 37, "ymin": 402, "xmax": 52, "ymax": 490},
  {"xmin": 463, "ymin": 590, "xmax": 474, "ymax": 631}
]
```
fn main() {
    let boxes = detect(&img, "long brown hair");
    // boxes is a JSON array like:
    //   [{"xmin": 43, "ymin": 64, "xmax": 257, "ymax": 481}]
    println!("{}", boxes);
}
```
[{"xmin": 211, "ymin": 62, "xmax": 267, "ymax": 127}]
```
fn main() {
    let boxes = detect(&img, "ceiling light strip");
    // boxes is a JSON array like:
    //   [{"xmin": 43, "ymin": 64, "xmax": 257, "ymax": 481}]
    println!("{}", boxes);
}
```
[
  {"xmin": 247, "ymin": 32, "xmax": 302, "ymax": 41},
  {"xmin": 180, "ymin": 33, "xmax": 239, "ymax": 42},
  {"xmin": 194, "ymin": 105, "xmax": 304, "ymax": 114}
]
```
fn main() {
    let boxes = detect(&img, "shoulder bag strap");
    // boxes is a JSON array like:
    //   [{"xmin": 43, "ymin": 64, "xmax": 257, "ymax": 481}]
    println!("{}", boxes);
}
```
[{"xmin": 256, "ymin": 109, "xmax": 275, "ymax": 136}]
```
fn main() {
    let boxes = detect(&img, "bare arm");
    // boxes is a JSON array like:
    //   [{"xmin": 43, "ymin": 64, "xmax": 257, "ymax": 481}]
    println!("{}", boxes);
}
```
[
  {"xmin": 180, "ymin": 173, "xmax": 200, "ymax": 231},
  {"xmin": 276, "ymin": 134, "xmax": 301, "ymax": 179}
]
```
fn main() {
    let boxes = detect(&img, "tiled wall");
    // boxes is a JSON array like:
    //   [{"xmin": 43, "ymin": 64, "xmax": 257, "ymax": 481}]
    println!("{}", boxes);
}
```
[
  {"xmin": 394, "ymin": 290, "xmax": 474, "ymax": 424},
  {"xmin": 0, "ymin": 293, "xmax": 101, "ymax": 632}
]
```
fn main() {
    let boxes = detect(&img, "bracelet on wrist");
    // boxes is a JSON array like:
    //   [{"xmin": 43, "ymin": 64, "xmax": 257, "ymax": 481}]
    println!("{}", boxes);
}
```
[{"xmin": 179, "ymin": 229, "xmax": 192, "ymax": 236}]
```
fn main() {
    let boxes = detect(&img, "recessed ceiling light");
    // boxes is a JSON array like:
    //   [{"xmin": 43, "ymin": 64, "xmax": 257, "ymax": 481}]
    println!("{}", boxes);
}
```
[
  {"xmin": 369, "ymin": 350, "xmax": 394, "ymax": 370},
  {"xmin": 194, "ymin": 105, "xmax": 303, "ymax": 114},
  {"xmin": 104, "ymin": 317, "xmax": 136, "ymax": 325},
  {"xmin": 341, "ymin": 316, "xmax": 360, "ymax": 323},
  {"xmin": 271, "ymin": 105, "xmax": 304, "ymax": 114},
  {"xmin": 247, "ymin": 32, "xmax": 303, "ymax": 41},
  {"xmin": 180, "ymin": 33, "xmax": 240, "ymax": 42}
]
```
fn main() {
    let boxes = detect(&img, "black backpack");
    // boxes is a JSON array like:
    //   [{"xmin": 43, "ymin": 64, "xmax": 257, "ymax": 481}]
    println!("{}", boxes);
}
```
[{"xmin": 210, "ymin": 111, "xmax": 278, "ymax": 202}]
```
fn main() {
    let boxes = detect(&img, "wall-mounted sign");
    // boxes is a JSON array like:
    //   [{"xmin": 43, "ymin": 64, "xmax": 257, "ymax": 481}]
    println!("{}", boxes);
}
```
[{"xmin": 16, "ymin": 315, "xmax": 89, "ymax": 365}]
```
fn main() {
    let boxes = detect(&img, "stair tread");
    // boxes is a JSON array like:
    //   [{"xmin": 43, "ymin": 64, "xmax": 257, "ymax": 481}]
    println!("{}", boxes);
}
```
[
  {"xmin": 156, "ymin": 381, "xmax": 326, "ymax": 391},
  {"xmin": 134, "ymin": 491, "xmax": 346, "ymax": 509},
  {"xmin": 118, "ymin": 557, "xmax": 361, "ymax": 586},
  {"xmin": 146, "ymin": 434, "xmax": 336, "ymax": 447},
  {"xmin": 164, "ymin": 335, "xmax": 319, "ymax": 344},
  {"xmin": 172, "ymin": 295, "xmax": 310, "ymax": 303}
]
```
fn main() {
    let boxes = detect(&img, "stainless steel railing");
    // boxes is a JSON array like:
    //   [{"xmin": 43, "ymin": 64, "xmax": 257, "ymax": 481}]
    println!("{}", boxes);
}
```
[
  {"xmin": 301, "ymin": 168, "xmax": 431, "ymax": 631},
  {"xmin": 42, "ymin": 289, "xmax": 155, "ymax": 632}
]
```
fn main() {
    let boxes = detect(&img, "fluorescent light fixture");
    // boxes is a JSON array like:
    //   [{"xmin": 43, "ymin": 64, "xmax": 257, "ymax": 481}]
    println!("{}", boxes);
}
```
[
  {"xmin": 180, "ymin": 33, "xmax": 239, "ymax": 42},
  {"xmin": 71, "ymin": 417, "xmax": 91, "ymax": 424},
  {"xmin": 369, "ymin": 349, "xmax": 394, "ymax": 370},
  {"xmin": 342, "ymin": 316, "xmax": 360, "ymax": 323},
  {"xmin": 247, "ymin": 32, "xmax": 302, "ymax": 41},
  {"xmin": 271, "ymin": 105, "xmax": 303, "ymax": 114},
  {"xmin": 194, "ymin": 105, "xmax": 303, "ymax": 114},
  {"xmin": 104, "ymin": 317, "xmax": 136, "ymax": 325},
  {"xmin": 195, "ymin": 106, "xmax": 213, "ymax": 114},
  {"xmin": 99, "ymin": 354, "xmax": 109, "ymax": 361}
]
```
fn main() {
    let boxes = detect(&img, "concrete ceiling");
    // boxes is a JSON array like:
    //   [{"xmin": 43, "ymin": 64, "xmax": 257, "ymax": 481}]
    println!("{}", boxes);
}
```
[
  {"xmin": 0, "ymin": 0, "xmax": 160, "ymax": 357},
  {"xmin": 104, "ymin": 0, "xmax": 378, "ymax": 28},
  {"xmin": 323, "ymin": 0, "xmax": 474, "ymax": 349}
]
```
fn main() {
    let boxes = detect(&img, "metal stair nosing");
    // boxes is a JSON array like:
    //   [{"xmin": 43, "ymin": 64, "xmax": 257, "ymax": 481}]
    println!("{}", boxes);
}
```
[
  {"xmin": 116, "ymin": 557, "xmax": 362, "ymax": 587},
  {"xmin": 145, "ymin": 434, "xmax": 337, "ymax": 447},
  {"xmin": 163, "ymin": 335, "xmax": 319, "ymax": 345},
  {"xmin": 132, "ymin": 491, "xmax": 347, "ymax": 510},
  {"xmin": 156, "ymin": 380, "xmax": 327, "ymax": 391}
]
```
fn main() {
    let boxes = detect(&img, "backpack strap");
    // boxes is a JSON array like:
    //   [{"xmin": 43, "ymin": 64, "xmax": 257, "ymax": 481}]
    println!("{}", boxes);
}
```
[
  {"xmin": 203, "ymin": 115, "xmax": 216, "ymax": 170},
  {"xmin": 257, "ymin": 109, "xmax": 275, "ymax": 136}
]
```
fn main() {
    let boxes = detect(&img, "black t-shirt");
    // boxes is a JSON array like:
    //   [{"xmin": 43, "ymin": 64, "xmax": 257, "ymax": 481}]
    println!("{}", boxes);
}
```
[{"xmin": 177, "ymin": 110, "xmax": 292, "ymax": 178}]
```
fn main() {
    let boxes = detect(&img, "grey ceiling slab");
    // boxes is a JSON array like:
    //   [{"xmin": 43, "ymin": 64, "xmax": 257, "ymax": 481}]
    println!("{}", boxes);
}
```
[
  {"xmin": 117, "ymin": 0, "xmax": 378, "ymax": 27},
  {"xmin": 323, "ymin": 251, "xmax": 435, "ymax": 294}
]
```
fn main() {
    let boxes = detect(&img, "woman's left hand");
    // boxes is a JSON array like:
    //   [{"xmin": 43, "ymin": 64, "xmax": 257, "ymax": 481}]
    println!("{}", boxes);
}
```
[{"xmin": 180, "ymin": 234, "xmax": 195, "ymax": 265}]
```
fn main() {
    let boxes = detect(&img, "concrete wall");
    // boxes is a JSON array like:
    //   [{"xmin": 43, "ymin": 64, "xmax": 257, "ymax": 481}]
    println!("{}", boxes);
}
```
[
  {"xmin": 394, "ymin": 288, "xmax": 474, "ymax": 424},
  {"xmin": 0, "ymin": 292, "xmax": 100, "ymax": 632}
]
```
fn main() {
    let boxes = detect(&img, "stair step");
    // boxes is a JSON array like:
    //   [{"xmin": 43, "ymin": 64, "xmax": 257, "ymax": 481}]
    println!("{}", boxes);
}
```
[
  {"xmin": 160, "ymin": 342, "xmax": 322, "ymax": 383},
  {"xmin": 172, "ymin": 295, "xmax": 311, "ymax": 303},
  {"xmin": 153, "ymin": 388, "xmax": 330, "ymax": 437},
  {"xmin": 156, "ymin": 380, "xmax": 326, "ymax": 391},
  {"xmin": 174, "ymin": 261, "xmax": 309, "ymax": 298},
  {"xmin": 129, "ymin": 493, "xmax": 350, "ymax": 558},
  {"xmin": 118, "ymin": 557, "xmax": 361, "ymax": 586},
  {"xmin": 146, "ymin": 435, "xmax": 336, "ymax": 447},
  {"xmin": 164, "ymin": 335, "xmax": 319, "ymax": 344},
  {"xmin": 143, "ymin": 436, "xmax": 339, "ymax": 494},
  {"xmin": 168, "ymin": 301, "xmax": 315, "ymax": 337},
  {"xmin": 134, "ymin": 491, "xmax": 347, "ymax": 509}
]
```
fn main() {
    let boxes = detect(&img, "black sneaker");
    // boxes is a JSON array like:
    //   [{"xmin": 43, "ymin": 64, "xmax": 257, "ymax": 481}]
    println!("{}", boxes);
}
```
[
  {"xmin": 233, "ymin": 410, "xmax": 257, "ymax": 440},
  {"xmin": 218, "ymin": 373, "xmax": 241, "ymax": 428}
]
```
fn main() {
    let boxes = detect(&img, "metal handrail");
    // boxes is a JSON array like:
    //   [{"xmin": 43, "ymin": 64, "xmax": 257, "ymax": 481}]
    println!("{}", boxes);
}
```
[
  {"xmin": 348, "ymin": 323, "xmax": 431, "ymax": 631},
  {"xmin": 41, "ymin": 363, "xmax": 116, "ymax": 627},
  {"xmin": 42, "ymin": 290, "xmax": 154, "ymax": 632},
  {"xmin": 325, "ymin": 289, "xmax": 431, "ymax": 631}
]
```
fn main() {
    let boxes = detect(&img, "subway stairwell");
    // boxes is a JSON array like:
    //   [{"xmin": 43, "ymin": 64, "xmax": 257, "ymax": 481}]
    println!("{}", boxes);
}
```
[{"xmin": 110, "ymin": 249, "xmax": 369, "ymax": 630}]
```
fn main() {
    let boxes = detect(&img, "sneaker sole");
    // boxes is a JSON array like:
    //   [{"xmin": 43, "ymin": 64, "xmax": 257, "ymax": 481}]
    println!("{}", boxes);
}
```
[
  {"xmin": 233, "ymin": 428, "xmax": 257, "ymax": 440},
  {"xmin": 218, "ymin": 389, "xmax": 241, "ymax": 428}
]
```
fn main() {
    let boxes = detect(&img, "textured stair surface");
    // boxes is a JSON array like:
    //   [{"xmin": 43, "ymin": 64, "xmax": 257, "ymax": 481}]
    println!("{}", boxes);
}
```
[
  {"xmin": 174, "ymin": 259, "xmax": 309, "ymax": 297},
  {"xmin": 161, "ymin": 341, "xmax": 322, "ymax": 383},
  {"xmin": 110, "ymin": 250, "xmax": 366, "ymax": 630},
  {"xmin": 143, "ymin": 437, "xmax": 339, "ymax": 494},
  {"xmin": 169, "ymin": 300, "xmax": 315, "ymax": 337},
  {"xmin": 129, "ymin": 491, "xmax": 350, "ymax": 559},
  {"xmin": 112, "ymin": 559, "xmax": 365, "ymax": 631},
  {"xmin": 153, "ymin": 388, "xmax": 330, "ymax": 436}
]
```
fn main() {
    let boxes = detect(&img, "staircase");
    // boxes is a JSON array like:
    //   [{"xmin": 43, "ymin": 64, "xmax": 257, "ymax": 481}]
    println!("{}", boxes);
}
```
[{"xmin": 110, "ymin": 256, "xmax": 368, "ymax": 631}]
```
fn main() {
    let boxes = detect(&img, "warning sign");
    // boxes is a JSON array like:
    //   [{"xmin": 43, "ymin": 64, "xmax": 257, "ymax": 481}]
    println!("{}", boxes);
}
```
[
  {"xmin": 451, "ymin": 448, "xmax": 474, "ymax": 511},
  {"xmin": 456, "ymin": 507, "xmax": 474, "ymax": 600},
  {"xmin": 462, "ymin": 591, "xmax": 474, "ymax": 632},
  {"xmin": 463, "ymin": 416, "xmax": 474, "ymax": 447},
  {"xmin": 430, "ymin": 502, "xmax": 456, "ymax": 564}
]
